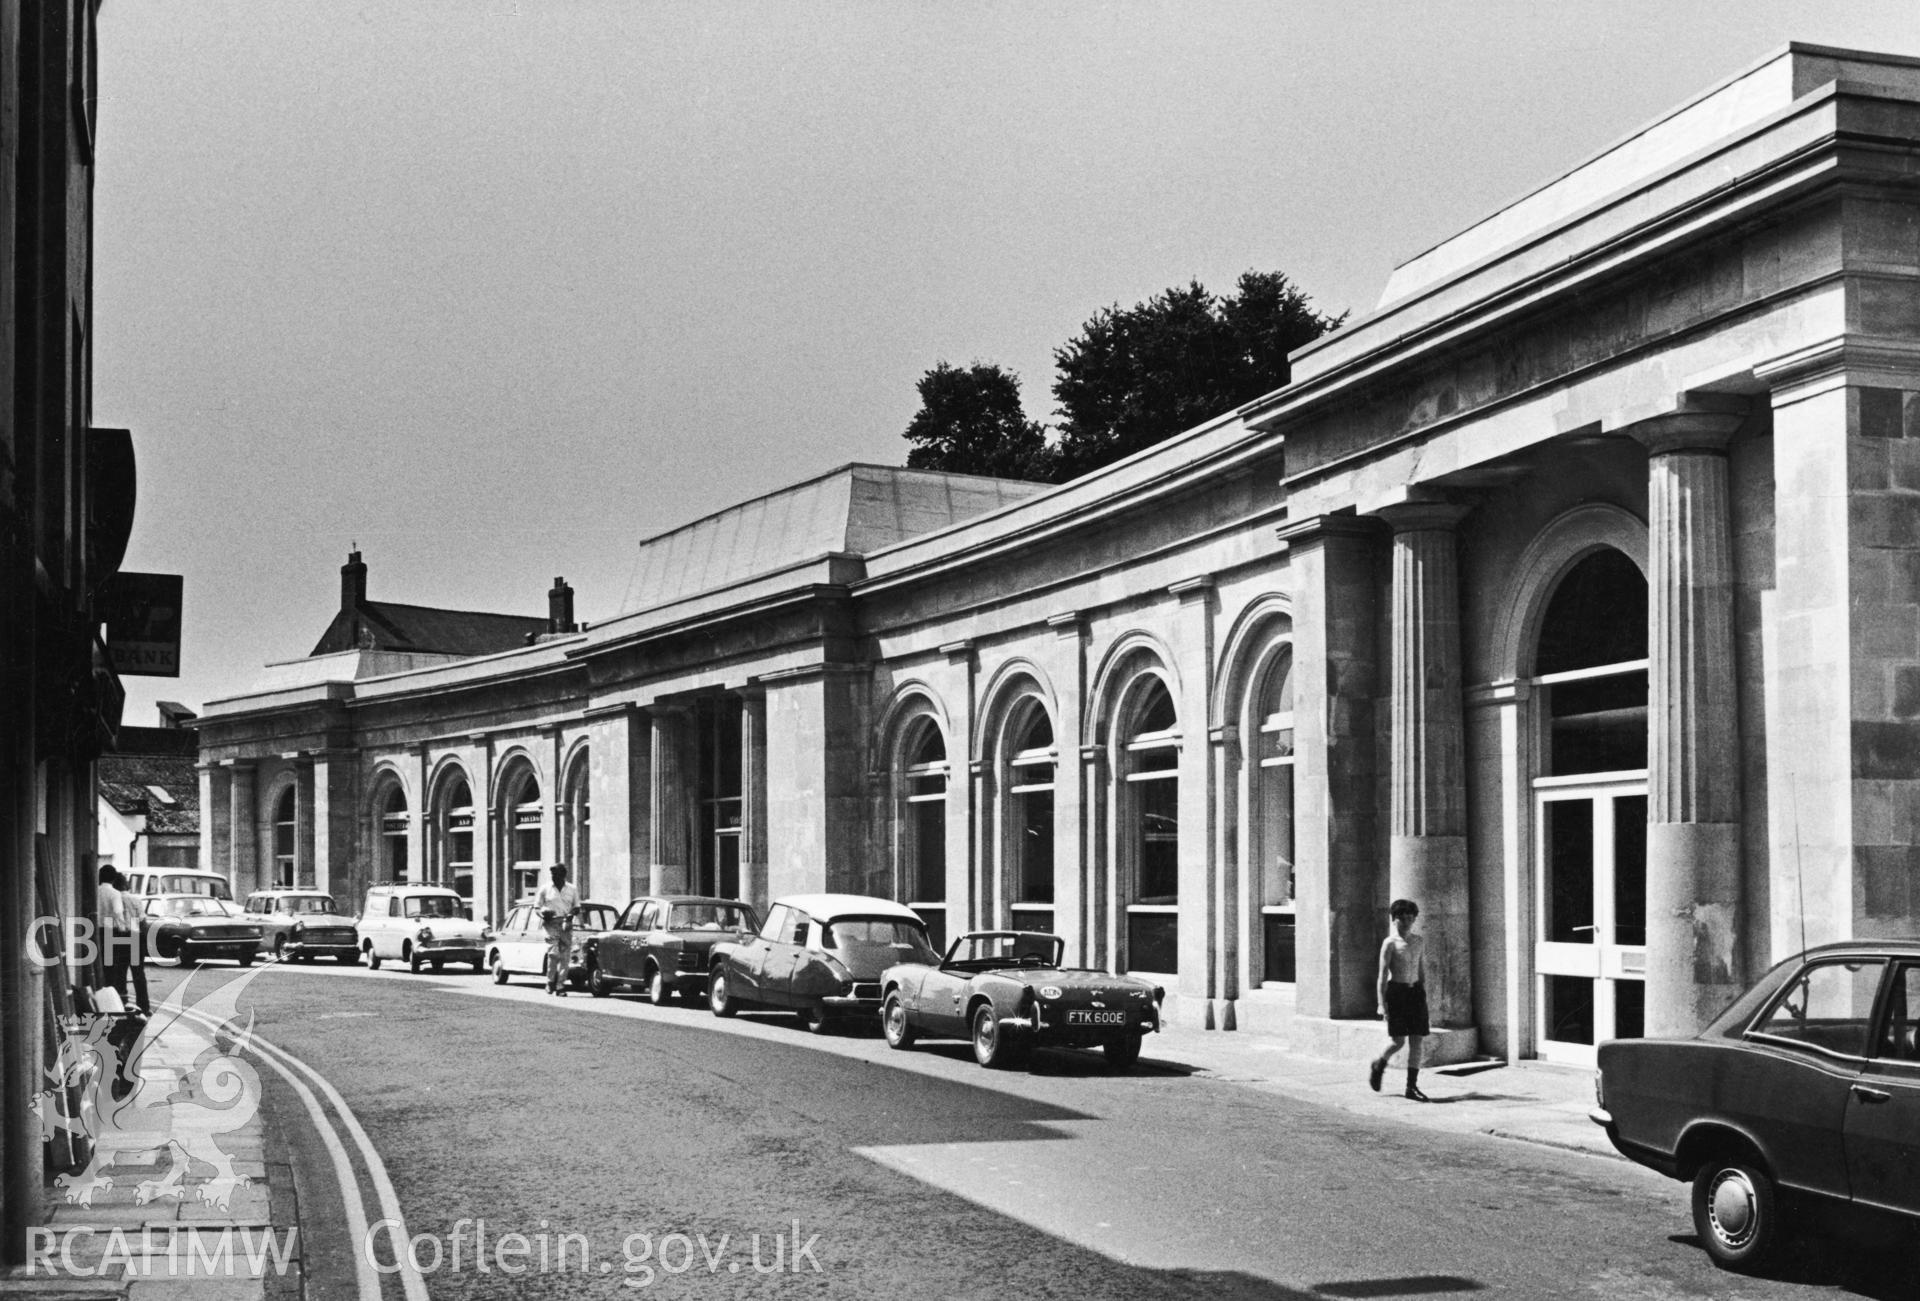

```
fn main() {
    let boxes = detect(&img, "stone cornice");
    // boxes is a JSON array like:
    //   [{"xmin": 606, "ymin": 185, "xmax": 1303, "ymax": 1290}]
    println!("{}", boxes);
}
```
[
  {"xmin": 1274, "ymin": 514, "xmax": 1383, "ymax": 550},
  {"xmin": 1754, "ymin": 335, "xmax": 1920, "ymax": 398}
]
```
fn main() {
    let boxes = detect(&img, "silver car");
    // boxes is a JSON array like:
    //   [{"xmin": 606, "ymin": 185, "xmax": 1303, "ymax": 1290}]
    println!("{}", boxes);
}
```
[{"xmin": 241, "ymin": 889, "xmax": 359, "ymax": 964}]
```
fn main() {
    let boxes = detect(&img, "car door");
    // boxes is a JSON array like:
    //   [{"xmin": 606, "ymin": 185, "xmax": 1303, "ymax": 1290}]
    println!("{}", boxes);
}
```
[
  {"xmin": 1846, "ymin": 961, "xmax": 1920, "ymax": 1216},
  {"xmin": 1736, "ymin": 957, "xmax": 1882, "ymax": 1202},
  {"xmin": 504, "ymin": 907, "xmax": 541, "ymax": 973},
  {"xmin": 599, "ymin": 901, "xmax": 644, "ymax": 980},
  {"xmin": 731, "ymin": 905, "xmax": 785, "ymax": 1000}
]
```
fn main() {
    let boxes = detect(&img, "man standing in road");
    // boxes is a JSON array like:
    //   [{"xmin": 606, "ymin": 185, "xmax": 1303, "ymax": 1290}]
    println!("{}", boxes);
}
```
[
  {"xmin": 534, "ymin": 863, "xmax": 578, "ymax": 997},
  {"xmin": 1368, "ymin": 899, "xmax": 1430, "ymax": 1101}
]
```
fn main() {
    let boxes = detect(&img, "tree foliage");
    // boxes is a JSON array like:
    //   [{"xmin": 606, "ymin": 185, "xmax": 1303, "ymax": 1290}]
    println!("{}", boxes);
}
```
[
  {"xmin": 900, "ymin": 270, "xmax": 1342, "ymax": 483},
  {"xmin": 901, "ymin": 362, "xmax": 1051, "ymax": 480}
]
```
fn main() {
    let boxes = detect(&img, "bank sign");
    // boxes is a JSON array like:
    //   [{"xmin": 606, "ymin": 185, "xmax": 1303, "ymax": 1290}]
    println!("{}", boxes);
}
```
[{"xmin": 101, "ymin": 572, "xmax": 183, "ymax": 678}]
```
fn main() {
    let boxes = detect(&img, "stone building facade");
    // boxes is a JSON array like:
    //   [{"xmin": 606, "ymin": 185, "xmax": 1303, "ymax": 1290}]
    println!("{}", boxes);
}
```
[{"xmin": 198, "ymin": 45, "xmax": 1920, "ymax": 1066}]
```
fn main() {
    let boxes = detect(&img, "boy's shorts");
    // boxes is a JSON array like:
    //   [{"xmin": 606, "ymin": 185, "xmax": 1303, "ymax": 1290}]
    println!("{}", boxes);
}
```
[{"xmin": 1385, "ymin": 980, "xmax": 1430, "ymax": 1038}]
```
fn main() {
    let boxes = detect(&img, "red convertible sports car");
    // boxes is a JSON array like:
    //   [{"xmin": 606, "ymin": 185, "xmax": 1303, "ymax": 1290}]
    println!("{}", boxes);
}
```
[
  {"xmin": 879, "ymin": 930, "xmax": 1163, "ymax": 1070},
  {"xmin": 1591, "ymin": 939, "xmax": 1919, "ymax": 1271}
]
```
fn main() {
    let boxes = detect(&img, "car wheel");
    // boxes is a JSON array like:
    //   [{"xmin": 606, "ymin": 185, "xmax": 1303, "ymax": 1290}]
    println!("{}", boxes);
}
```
[
  {"xmin": 238, "ymin": 952, "xmax": 254, "ymax": 968},
  {"xmin": 647, "ymin": 966, "xmax": 673, "ymax": 1007},
  {"xmin": 972, "ymin": 1004, "xmax": 1026, "ymax": 1069},
  {"xmin": 431, "ymin": 959, "xmax": 444, "ymax": 972},
  {"xmin": 799, "ymin": 1005, "xmax": 831, "ymax": 1035},
  {"xmin": 336, "ymin": 951, "xmax": 357, "ymax": 966},
  {"xmin": 709, "ymin": 971, "xmax": 738, "ymax": 1018},
  {"xmin": 491, "ymin": 952, "xmax": 508, "ymax": 985},
  {"xmin": 1103, "ymin": 1034, "xmax": 1143, "ymax": 1070},
  {"xmin": 407, "ymin": 946, "xmax": 423, "ymax": 975},
  {"xmin": 473, "ymin": 957, "xmax": 487, "ymax": 974},
  {"xmin": 1692, "ymin": 1158, "xmax": 1781, "ymax": 1271},
  {"xmin": 882, "ymin": 992, "xmax": 917, "ymax": 1050},
  {"xmin": 589, "ymin": 963, "xmax": 613, "ymax": 999},
  {"xmin": 366, "ymin": 944, "xmax": 382, "ymax": 971}
]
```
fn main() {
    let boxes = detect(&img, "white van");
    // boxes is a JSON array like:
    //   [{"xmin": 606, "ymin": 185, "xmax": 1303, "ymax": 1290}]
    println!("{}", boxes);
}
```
[
  {"xmin": 122, "ymin": 868, "xmax": 234, "ymax": 902},
  {"xmin": 358, "ymin": 885, "xmax": 490, "ymax": 973}
]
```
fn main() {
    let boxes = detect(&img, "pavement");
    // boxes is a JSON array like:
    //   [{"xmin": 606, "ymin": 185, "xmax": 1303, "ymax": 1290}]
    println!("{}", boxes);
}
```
[
  {"xmin": 3, "ymin": 1010, "xmax": 304, "ymax": 1301},
  {"xmin": 2, "ymin": 984, "xmax": 1611, "ymax": 1300}
]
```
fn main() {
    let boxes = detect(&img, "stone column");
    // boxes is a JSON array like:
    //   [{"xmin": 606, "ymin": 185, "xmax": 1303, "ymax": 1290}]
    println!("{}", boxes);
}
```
[
  {"xmin": 1047, "ymin": 614, "xmax": 1088, "ymax": 967},
  {"xmin": 649, "ymin": 707, "xmax": 690, "ymax": 895},
  {"xmin": 741, "ymin": 691, "xmax": 769, "ymax": 911},
  {"xmin": 968, "ymin": 757, "xmax": 992, "ymax": 932},
  {"xmin": 293, "ymin": 759, "xmax": 315, "ymax": 888},
  {"xmin": 1633, "ymin": 405, "xmax": 1747, "ymax": 1036},
  {"xmin": 1168, "ymin": 576, "xmax": 1223, "ymax": 1022},
  {"xmin": 1081, "ymin": 745, "xmax": 1109, "ymax": 972},
  {"xmin": 940, "ymin": 643, "xmax": 977, "ymax": 953},
  {"xmin": 310, "ymin": 750, "xmax": 354, "ymax": 898},
  {"xmin": 1381, "ymin": 501, "xmax": 1473, "ymax": 1029},
  {"xmin": 1277, "ymin": 515, "xmax": 1382, "ymax": 1021},
  {"xmin": 199, "ymin": 764, "xmax": 230, "ymax": 877},
  {"xmin": 1210, "ymin": 722, "xmax": 1242, "ymax": 1027},
  {"xmin": 228, "ymin": 763, "xmax": 258, "ymax": 895}
]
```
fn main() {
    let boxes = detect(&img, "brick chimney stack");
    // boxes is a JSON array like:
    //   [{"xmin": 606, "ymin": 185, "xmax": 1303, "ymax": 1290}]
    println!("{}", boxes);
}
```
[
  {"xmin": 549, "ymin": 577, "xmax": 575, "ymax": 633},
  {"xmin": 341, "ymin": 550, "xmax": 368, "ymax": 612}
]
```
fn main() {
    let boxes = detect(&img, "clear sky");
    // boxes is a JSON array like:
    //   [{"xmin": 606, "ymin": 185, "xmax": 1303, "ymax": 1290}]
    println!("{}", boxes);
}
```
[{"xmin": 94, "ymin": 1, "xmax": 1920, "ymax": 720}]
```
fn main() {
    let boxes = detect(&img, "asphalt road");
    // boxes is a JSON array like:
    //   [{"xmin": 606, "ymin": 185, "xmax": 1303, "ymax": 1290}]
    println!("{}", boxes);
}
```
[{"xmin": 148, "ymin": 961, "xmax": 1913, "ymax": 1301}]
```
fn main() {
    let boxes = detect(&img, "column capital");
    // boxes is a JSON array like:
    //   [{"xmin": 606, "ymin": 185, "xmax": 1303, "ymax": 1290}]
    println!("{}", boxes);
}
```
[
  {"xmin": 1274, "ymin": 513, "xmax": 1382, "ymax": 550},
  {"xmin": 1622, "ymin": 397, "xmax": 1748, "ymax": 456},
  {"xmin": 1045, "ymin": 611, "xmax": 1084, "ymax": 637},
  {"xmin": 1376, "ymin": 498, "xmax": 1471, "ymax": 534},
  {"xmin": 939, "ymin": 639, "xmax": 975, "ymax": 663},
  {"xmin": 1167, "ymin": 575, "xmax": 1214, "ymax": 602}
]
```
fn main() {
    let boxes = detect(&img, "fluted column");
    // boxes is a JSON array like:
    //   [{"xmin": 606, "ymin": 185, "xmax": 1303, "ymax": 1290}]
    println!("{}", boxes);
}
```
[
  {"xmin": 649, "ymin": 707, "xmax": 691, "ymax": 895},
  {"xmin": 292, "ymin": 759, "xmax": 315, "ymax": 888},
  {"xmin": 1636, "ymin": 406, "xmax": 1746, "ymax": 1036},
  {"xmin": 228, "ymin": 762, "xmax": 258, "ymax": 895},
  {"xmin": 1382, "ymin": 501, "xmax": 1472, "ymax": 1028}
]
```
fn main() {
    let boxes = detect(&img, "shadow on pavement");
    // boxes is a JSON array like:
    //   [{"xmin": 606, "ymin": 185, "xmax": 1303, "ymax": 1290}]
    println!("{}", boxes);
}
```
[
  {"xmin": 1416, "ymin": 1092, "xmax": 1527, "ymax": 1105},
  {"xmin": 1667, "ymin": 1233, "xmax": 1916, "ymax": 1300},
  {"xmin": 1314, "ymin": 1277, "xmax": 1487, "ymax": 1296}
]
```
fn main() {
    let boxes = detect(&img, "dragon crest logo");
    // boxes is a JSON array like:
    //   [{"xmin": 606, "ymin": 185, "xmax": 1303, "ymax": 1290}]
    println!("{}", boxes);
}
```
[{"xmin": 34, "ymin": 965, "xmax": 266, "ymax": 1212}]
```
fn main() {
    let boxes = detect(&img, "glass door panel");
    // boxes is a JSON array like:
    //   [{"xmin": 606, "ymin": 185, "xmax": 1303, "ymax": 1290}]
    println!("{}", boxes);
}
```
[{"xmin": 1535, "ymin": 779, "xmax": 1647, "ymax": 1066}]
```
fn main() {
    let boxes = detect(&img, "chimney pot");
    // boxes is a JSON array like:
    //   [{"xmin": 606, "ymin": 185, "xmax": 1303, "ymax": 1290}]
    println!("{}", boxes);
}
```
[
  {"xmin": 341, "ymin": 550, "xmax": 368, "ymax": 613},
  {"xmin": 548, "ymin": 576, "xmax": 576, "ymax": 634}
]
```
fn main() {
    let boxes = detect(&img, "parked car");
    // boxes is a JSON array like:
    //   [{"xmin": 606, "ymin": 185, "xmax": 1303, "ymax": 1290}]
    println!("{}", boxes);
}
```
[
  {"xmin": 142, "ymin": 894, "xmax": 262, "ymax": 966},
  {"xmin": 1592, "ymin": 940, "xmax": 1920, "ymax": 1270},
  {"xmin": 357, "ymin": 885, "xmax": 490, "ymax": 973},
  {"xmin": 586, "ymin": 895, "xmax": 760, "ymax": 1003},
  {"xmin": 241, "ymin": 890, "xmax": 360, "ymax": 964},
  {"xmin": 880, "ymin": 930, "xmax": 1163, "ymax": 1069},
  {"xmin": 488, "ymin": 899, "xmax": 618, "ymax": 988},
  {"xmin": 123, "ymin": 868, "xmax": 233, "ymax": 902},
  {"xmin": 707, "ymin": 894, "xmax": 936, "ymax": 1033}
]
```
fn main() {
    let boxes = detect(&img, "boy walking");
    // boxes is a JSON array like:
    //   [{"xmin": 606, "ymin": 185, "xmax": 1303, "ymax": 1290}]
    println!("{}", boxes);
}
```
[{"xmin": 1368, "ymin": 898, "xmax": 1430, "ymax": 1101}]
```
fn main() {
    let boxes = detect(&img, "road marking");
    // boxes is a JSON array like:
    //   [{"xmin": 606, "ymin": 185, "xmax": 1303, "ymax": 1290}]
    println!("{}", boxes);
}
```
[{"xmin": 180, "ymin": 1006, "xmax": 429, "ymax": 1301}]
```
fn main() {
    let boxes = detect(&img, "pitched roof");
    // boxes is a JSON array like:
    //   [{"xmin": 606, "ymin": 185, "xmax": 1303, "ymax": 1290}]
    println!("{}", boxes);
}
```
[
  {"xmin": 309, "ymin": 600, "xmax": 548, "ymax": 658},
  {"xmin": 97, "ymin": 752, "xmax": 200, "ymax": 834}
]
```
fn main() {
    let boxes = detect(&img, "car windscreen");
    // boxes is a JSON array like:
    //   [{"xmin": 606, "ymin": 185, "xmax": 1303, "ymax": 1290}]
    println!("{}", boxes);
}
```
[
  {"xmin": 163, "ymin": 875, "xmax": 232, "ymax": 901},
  {"xmin": 403, "ymin": 896, "xmax": 461, "ymax": 919},
  {"xmin": 283, "ymin": 896, "xmax": 337, "ymax": 915},
  {"xmin": 575, "ymin": 905, "xmax": 616, "ymax": 932},
  {"xmin": 671, "ymin": 903, "xmax": 754, "ymax": 932},
  {"xmin": 153, "ymin": 897, "xmax": 237, "ymax": 918},
  {"xmin": 824, "ymin": 918, "xmax": 938, "ymax": 964}
]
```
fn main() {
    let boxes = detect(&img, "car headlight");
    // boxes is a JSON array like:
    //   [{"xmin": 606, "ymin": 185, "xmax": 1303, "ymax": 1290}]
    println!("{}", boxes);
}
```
[{"xmin": 418, "ymin": 927, "xmax": 434, "ymax": 942}]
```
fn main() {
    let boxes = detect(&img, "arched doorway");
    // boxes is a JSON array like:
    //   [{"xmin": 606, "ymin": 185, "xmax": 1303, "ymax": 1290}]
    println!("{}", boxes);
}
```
[
  {"xmin": 562, "ymin": 749, "xmax": 591, "ymax": 899},
  {"xmin": 429, "ymin": 769, "xmax": 477, "ymax": 903},
  {"xmin": 373, "ymin": 780, "xmax": 410, "ymax": 885},
  {"xmin": 895, "ymin": 711, "xmax": 949, "ymax": 954},
  {"xmin": 1531, "ymin": 548, "xmax": 1648, "ymax": 1064},
  {"xmin": 1116, "ymin": 671, "xmax": 1180, "ymax": 975},
  {"xmin": 497, "ymin": 764, "xmax": 544, "ymax": 903}
]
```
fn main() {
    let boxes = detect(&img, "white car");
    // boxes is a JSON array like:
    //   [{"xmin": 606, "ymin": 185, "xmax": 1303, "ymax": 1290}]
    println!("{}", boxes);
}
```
[
  {"xmin": 357, "ymin": 885, "xmax": 490, "ymax": 974},
  {"xmin": 123, "ymin": 868, "xmax": 233, "ymax": 902},
  {"xmin": 488, "ymin": 899, "xmax": 618, "ymax": 988}
]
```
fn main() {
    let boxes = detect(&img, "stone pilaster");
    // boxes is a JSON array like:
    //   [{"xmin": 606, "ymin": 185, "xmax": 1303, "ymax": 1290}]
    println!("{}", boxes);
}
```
[
  {"xmin": 1633, "ymin": 404, "xmax": 1747, "ymax": 1036},
  {"xmin": 292, "ymin": 759, "xmax": 315, "ymax": 888},
  {"xmin": 310, "ymin": 751, "xmax": 353, "ymax": 898},
  {"xmin": 228, "ymin": 763, "xmax": 257, "ymax": 895},
  {"xmin": 740, "ymin": 692, "xmax": 769, "ymax": 912},
  {"xmin": 1278, "ymin": 515, "xmax": 1382, "ymax": 1021},
  {"xmin": 649, "ymin": 707, "xmax": 690, "ymax": 895},
  {"xmin": 199, "ymin": 764, "xmax": 230, "ymax": 879},
  {"xmin": 1169, "ymin": 576, "xmax": 1221, "ymax": 1018},
  {"xmin": 1381, "ymin": 501, "xmax": 1472, "ymax": 1028}
]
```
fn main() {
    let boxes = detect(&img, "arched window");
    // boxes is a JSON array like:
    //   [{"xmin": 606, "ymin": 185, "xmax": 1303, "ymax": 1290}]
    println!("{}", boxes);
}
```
[
  {"xmin": 1004, "ymin": 702, "xmax": 1056, "ymax": 933},
  {"xmin": 1255, "ymin": 650, "xmax": 1296, "ymax": 983},
  {"xmin": 500, "ymin": 767, "xmax": 543, "ymax": 902},
  {"xmin": 563, "ymin": 751, "xmax": 591, "ymax": 899},
  {"xmin": 1532, "ymin": 547, "xmax": 1650, "ymax": 1056},
  {"xmin": 378, "ymin": 784, "xmax": 409, "ymax": 884},
  {"xmin": 271, "ymin": 786, "xmax": 296, "ymax": 889},
  {"xmin": 898, "ymin": 717, "xmax": 947, "ymax": 955},
  {"xmin": 1121, "ymin": 678, "xmax": 1179, "ymax": 973},
  {"xmin": 431, "ymin": 773, "xmax": 476, "ymax": 900}
]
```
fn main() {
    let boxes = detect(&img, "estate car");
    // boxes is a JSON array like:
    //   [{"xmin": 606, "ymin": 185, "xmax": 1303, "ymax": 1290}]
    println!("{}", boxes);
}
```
[
  {"xmin": 242, "ymin": 890, "xmax": 359, "ymax": 964},
  {"xmin": 707, "ymin": 894, "xmax": 936, "ymax": 1033},
  {"xmin": 586, "ymin": 895, "xmax": 760, "ymax": 1004},
  {"xmin": 1592, "ymin": 940, "xmax": 1920, "ymax": 1270},
  {"xmin": 123, "ymin": 869, "xmax": 233, "ymax": 902}
]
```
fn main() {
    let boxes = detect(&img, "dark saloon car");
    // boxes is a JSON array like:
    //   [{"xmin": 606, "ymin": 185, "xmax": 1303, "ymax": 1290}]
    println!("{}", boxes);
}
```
[
  {"xmin": 881, "ymin": 930, "xmax": 1163, "ymax": 1069},
  {"xmin": 1592, "ymin": 940, "xmax": 1920, "ymax": 1270},
  {"xmin": 707, "ymin": 894, "xmax": 937, "ymax": 1033},
  {"xmin": 143, "ymin": 894, "xmax": 263, "ymax": 966},
  {"xmin": 586, "ymin": 895, "xmax": 759, "ymax": 1004}
]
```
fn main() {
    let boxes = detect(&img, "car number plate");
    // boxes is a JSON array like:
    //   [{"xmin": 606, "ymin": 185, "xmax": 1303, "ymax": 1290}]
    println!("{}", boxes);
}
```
[{"xmin": 1067, "ymin": 1010, "xmax": 1128, "ymax": 1026}]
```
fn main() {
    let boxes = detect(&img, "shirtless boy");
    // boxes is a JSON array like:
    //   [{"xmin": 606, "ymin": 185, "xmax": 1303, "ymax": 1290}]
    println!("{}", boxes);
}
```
[{"xmin": 1369, "ymin": 898, "xmax": 1430, "ymax": 1101}]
